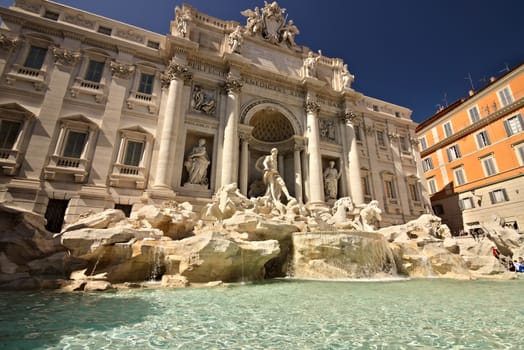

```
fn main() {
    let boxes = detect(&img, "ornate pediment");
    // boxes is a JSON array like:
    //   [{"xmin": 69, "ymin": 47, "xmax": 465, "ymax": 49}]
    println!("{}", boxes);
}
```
[{"xmin": 241, "ymin": 1, "xmax": 299, "ymax": 48}]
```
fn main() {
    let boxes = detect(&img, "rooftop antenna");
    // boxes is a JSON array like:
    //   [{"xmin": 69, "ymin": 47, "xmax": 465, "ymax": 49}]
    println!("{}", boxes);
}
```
[
  {"xmin": 464, "ymin": 73, "xmax": 474, "ymax": 91},
  {"xmin": 499, "ymin": 63, "xmax": 510, "ymax": 73},
  {"xmin": 435, "ymin": 103, "xmax": 443, "ymax": 111},
  {"xmin": 442, "ymin": 92, "xmax": 448, "ymax": 107}
]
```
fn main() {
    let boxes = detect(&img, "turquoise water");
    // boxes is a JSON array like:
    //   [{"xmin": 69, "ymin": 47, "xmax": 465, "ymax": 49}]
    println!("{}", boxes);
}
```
[{"xmin": 1, "ymin": 278, "xmax": 523, "ymax": 349}]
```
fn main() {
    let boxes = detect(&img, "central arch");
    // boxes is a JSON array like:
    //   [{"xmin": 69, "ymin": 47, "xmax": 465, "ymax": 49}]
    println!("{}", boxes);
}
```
[{"xmin": 239, "ymin": 100, "xmax": 303, "ymax": 199}]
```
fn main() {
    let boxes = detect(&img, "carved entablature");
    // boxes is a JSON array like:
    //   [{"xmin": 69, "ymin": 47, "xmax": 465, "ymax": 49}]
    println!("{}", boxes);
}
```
[
  {"xmin": 319, "ymin": 118, "xmax": 337, "ymax": 142},
  {"xmin": 0, "ymin": 34, "xmax": 19, "ymax": 50},
  {"xmin": 160, "ymin": 61, "xmax": 192, "ymax": 87},
  {"xmin": 110, "ymin": 61, "xmax": 135, "ymax": 79},
  {"xmin": 51, "ymin": 46, "xmax": 81, "ymax": 66},
  {"xmin": 63, "ymin": 13, "xmax": 95, "ymax": 29},
  {"xmin": 241, "ymin": 1, "xmax": 300, "ymax": 48},
  {"xmin": 224, "ymin": 76, "xmax": 243, "ymax": 93}
]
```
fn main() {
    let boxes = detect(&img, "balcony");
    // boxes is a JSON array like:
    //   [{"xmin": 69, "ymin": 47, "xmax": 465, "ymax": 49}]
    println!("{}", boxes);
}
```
[
  {"xmin": 5, "ymin": 64, "xmax": 47, "ymax": 90},
  {"xmin": 44, "ymin": 155, "xmax": 88, "ymax": 182},
  {"xmin": 126, "ymin": 91, "xmax": 158, "ymax": 114},
  {"xmin": 70, "ymin": 78, "xmax": 106, "ymax": 103},
  {"xmin": 0, "ymin": 148, "xmax": 20, "ymax": 175},
  {"xmin": 109, "ymin": 163, "xmax": 147, "ymax": 189}
]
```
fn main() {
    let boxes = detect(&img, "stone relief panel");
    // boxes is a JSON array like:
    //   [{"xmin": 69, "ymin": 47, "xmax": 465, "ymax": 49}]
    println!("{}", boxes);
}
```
[
  {"xmin": 319, "ymin": 118, "xmax": 337, "ymax": 143},
  {"xmin": 191, "ymin": 85, "xmax": 217, "ymax": 116}
]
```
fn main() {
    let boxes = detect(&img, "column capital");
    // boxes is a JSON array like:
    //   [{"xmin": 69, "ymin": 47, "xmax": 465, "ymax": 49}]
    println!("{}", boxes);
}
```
[
  {"xmin": 305, "ymin": 100, "xmax": 320, "ymax": 114},
  {"xmin": 160, "ymin": 60, "xmax": 192, "ymax": 87},
  {"xmin": 224, "ymin": 76, "xmax": 243, "ymax": 93},
  {"xmin": 340, "ymin": 109, "xmax": 358, "ymax": 125}
]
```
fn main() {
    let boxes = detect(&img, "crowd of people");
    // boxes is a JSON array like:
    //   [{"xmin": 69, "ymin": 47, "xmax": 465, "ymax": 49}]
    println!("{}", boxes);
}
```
[{"xmin": 492, "ymin": 246, "xmax": 524, "ymax": 273}]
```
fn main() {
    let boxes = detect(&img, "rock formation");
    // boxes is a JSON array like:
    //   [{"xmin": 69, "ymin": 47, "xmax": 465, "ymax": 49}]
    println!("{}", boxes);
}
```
[{"xmin": 0, "ymin": 185, "xmax": 522, "ymax": 291}]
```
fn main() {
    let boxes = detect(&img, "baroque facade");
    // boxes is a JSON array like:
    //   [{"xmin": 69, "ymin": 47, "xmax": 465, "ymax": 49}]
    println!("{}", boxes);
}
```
[
  {"xmin": 416, "ymin": 62, "xmax": 524, "ymax": 234},
  {"xmin": 0, "ymin": 0, "xmax": 429, "ymax": 232}
]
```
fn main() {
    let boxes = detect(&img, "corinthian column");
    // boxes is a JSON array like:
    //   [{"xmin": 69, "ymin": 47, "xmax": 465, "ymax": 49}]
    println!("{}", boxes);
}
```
[
  {"xmin": 342, "ymin": 110, "xmax": 364, "ymax": 204},
  {"xmin": 220, "ymin": 75, "xmax": 243, "ymax": 187},
  {"xmin": 153, "ymin": 60, "xmax": 192, "ymax": 189},
  {"xmin": 305, "ymin": 98, "xmax": 324, "ymax": 204}
]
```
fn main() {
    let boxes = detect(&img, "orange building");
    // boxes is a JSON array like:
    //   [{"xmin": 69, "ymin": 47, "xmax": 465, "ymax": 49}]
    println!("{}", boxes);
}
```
[{"xmin": 416, "ymin": 62, "xmax": 524, "ymax": 234}]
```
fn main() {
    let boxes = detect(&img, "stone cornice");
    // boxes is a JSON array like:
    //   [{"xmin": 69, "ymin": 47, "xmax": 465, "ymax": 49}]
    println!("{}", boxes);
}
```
[{"xmin": 420, "ymin": 97, "xmax": 524, "ymax": 158}]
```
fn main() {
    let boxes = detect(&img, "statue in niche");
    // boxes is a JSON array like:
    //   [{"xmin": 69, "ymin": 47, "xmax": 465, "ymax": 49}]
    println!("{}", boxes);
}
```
[
  {"xmin": 191, "ymin": 86, "xmax": 216, "ymax": 115},
  {"xmin": 261, "ymin": 148, "xmax": 295, "ymax": 205},
  {"xmin": 304, "ymin": 50, "xmax": 322, "ymax": 78},
  {"xmin": 175, "ymin": 6, "xmax": 192, "ymax": 38},
  {"xmin": 323, "ymin": 161, "xmax": 341, "ymax": 200},
  {"xmin": 228, "ymin": 26, "xmax": 244, "ymax": 54},
  {"xmin": 241, "ymin": 7, "xmax": 262, "ymax": 35},
  {"xmin": 341, "ymin": 64, "xmax": 355, "ymax": 89},
  {"xmin": 281, "ymin": 20, "xmax": 299, "ymax": 47},
  {"xmin": 184, "ymin": 138, "xmax": 210, "ymax": 186}
]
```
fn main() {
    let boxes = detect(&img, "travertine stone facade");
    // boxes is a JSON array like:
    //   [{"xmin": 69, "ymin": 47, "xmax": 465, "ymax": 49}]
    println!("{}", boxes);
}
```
[{"xmin": 0, "ymin": 0, "xmax": 429, "ymax": 231}]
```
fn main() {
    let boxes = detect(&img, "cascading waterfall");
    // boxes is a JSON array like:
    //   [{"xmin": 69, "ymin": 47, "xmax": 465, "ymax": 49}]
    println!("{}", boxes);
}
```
[
  {"xmin": 291, "ymin": 231, "xmax": 400, "ymax": 279},
  {"xmin": 149, "ymin": 245, "xmax": 163, "ymax": 281}
]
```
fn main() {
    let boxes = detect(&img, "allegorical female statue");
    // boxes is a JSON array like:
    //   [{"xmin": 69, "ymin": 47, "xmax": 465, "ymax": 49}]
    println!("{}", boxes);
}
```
[
  {"xmin": 184, "ymin": 138, "xmax": 210, "ymax": 186},
  {"xmin": 323, "ymin": 161, "xmax": 341, "ymax": 200}
]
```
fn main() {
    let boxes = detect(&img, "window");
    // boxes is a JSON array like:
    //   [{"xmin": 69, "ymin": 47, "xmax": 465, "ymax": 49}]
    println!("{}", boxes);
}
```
[
  {"xmin": 395, "ymin": 112, "xmax": 401, "ymax": 118},
  {"xmin": 0, "ymin": 120, "xmax": 22, "ymax": 151},
  {"xmin": 446, "ymin": 144, "xmax": 461, "ymax": 162},
  {"xmin": 376, "ymin": 130, "xmax": 386, "ymax": 147},
  {"xmin": 147, "ymin": 40, "xmax": 160, "ymax": 49},
  {"xmin": 43, "ymin": 11, "xmax": 59, "ymax": 21},
  {"xmin": 354, "ymin": 125, "xmax": 361, "ymax": 142},
  {"xmin": 443, "ymin": 121, "xmax": 453, "ymax": 137},
  {"xmin": 372, "ymin": 105, "xmax": 379, "ymax": 112},
  {"xmin": 422, "ymin": 157, "xmax": 433, "ymax": 172},
  {"xmin": 97, "ymin": 26, "xmax": 112, "ymax": 36},
  {"xmin": 498, "ymin": 86, "xmax": 514, "ymax": 107},
  {"xmin": 408, "ymin": 183, "xmax": 420, "ymax": 202},
  {"xmin": 138, "ymin": 73, "xmax": 154, "ymax": 95},
  {"xmin": 84, "ymin": 60, "xmax": 105, "ymax": 82},
  {"xmin": 362, "ymin": 175, "xmax": 371, "ymax": 197},
  {"xmin": 384, "ymin": 180, "xmax": 397, "ymax": 199},
  {"xmin": 123, "ymin": 140, "xmax": 144, "ymax": 167},
  {"xmin": 468, "ymin": 106, "xmax": 480, "ymax": 123},
  {"xmin": 481, "ymin": 155, "xmax": 498, "ymax": 177},
  {"xmin": 110, "ymin": 128, "xmax": 153, "ymax": 189},
  {"xmin": 24, "ymin": 46, "xmax": 47, "ymax": 70},
  {"xmin": 419, "ymin": 137, "xmax": 427, "ymax": 151},
  {"xmin": 489, "ymin": 189, "xmax": 508, "ymax": 204},
  {"xmin": 0, "ymin": 104, "xmax": 35, "ymax": 175},
  {"xmin": 504, "ymin": 114, "xmax": 524, "ymax": 136},
  {"xmin": 427, "ymin": 177, "xmax": 437, "ymax": 194},
  {"xmin": 514, "ymin": 143, "xmax": 524, "ymax": 165},
  {"xmin": 453, "ymin": 167, "xmax": 466, "ymax": 186},
  {"xmin": 476, "ymin": 130, "xmax": 491, "ymax": 148},
  {"xmin": 399, "ymin": 136, "xmax": 410, "ymax": 153},
  {"xmin": 44, "ymin": 117, "xmax": 98, "ymax": 183},
  {"xmin": 459, "ymin": 197, "xmax": 474, "ymax": 210}
]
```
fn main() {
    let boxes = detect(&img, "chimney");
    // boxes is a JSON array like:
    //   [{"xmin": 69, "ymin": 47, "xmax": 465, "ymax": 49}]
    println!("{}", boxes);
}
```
[
  {"xmin": 489, "ymin": 76, "xmax": 496, "ymax": 82},
  {"xmin": 468, "ymin": 90, "xmax": 475, "ymax": 96}
]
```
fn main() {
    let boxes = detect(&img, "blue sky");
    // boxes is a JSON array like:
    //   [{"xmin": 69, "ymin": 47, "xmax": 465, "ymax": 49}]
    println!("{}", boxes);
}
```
[{"xmin": 1, "ymin": 0, "xmax": 523, "ymax": 123}]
